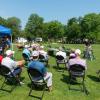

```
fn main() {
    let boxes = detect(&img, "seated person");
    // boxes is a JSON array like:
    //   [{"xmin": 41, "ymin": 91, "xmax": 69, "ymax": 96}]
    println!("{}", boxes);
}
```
[
  {"xmin": 31, "ymin": 43, "xmax": 40, "ymax": 51},
  {"xmin": 69, "ymin": 48, "xmax": 76, "ymax": 59},
  {"xmin": 38, "ymin": 46, "xmax": 48, "ymax": 60},
  {"xmin": 1, "ymin": 50, "xmax": 25, "ymax": 84},
  {"xmin": 28, "ymin": 51, "xmax": 52, "ymax": 91},
  {"xmin": 68, "ymin": 49, "xmax": 87, "ymax": 70},
  {"xmin": 56, "ymin": 47, "xmax": 67, "ymax": 59},
  {"xmin": 22, "ymin": 45, "xmax": 31, "ymax": 59}
]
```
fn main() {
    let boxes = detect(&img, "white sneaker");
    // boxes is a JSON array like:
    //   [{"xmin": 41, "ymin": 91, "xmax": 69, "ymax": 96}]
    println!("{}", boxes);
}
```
[{"xmin": 20, "ymin": 81, "xmax": 25, "ymax": 85}]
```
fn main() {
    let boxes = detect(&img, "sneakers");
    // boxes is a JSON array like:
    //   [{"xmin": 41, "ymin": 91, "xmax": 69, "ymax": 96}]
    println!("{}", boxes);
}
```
[{"xmin": 20, "ymin": 81, "xmax": 25, "ymax": 85}]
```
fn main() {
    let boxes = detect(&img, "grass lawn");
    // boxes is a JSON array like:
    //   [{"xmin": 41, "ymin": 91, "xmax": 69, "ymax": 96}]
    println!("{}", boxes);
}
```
[{"xmin": 0, "ymin": 43, "xmax": 100, "ymax": 100}]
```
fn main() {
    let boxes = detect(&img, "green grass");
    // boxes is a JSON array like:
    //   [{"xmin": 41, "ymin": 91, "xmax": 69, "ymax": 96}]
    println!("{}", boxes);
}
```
[{"xmin": 0, "ymin": 44, "xmax": 100, "ymax": 100}]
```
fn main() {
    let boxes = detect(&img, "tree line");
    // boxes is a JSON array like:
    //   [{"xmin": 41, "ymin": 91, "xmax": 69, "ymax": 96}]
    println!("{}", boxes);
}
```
[{"xmin": 0, "ymin": 13, "xmax": 100, "ymax": 43}]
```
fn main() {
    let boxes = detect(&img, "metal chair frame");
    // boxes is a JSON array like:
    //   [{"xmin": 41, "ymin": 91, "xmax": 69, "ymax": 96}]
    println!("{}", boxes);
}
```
[
  {"xmin": 39, "ymin": 54, "xmax": 49, "ymax": 67},
  {"xmin": 27, "ymin": 67, "xmax": 47, "ymax": 100},
  {"xmin": 56, "ymin": 55, "xmax": 67, "ymax": 71},
  {"xmin": 68, "ymin": 64, "xmax": 86, "ymax": 93},
  {"xmin": 0, "ymin": 64, "xmax": 21, "ymax": 92}
]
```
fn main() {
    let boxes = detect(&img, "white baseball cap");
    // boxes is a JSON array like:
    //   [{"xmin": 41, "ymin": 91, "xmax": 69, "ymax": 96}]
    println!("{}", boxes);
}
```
[
  {"xmin": 75, "ymin": 49, "xmax": 81, "ymax": 55},
  {"xmin": 32, "ymin": 51, "xmax": 39, "ymax": 56},
  {"xmin": 6, "ymin": 50, "xmax": 15, "ymax": 56}
]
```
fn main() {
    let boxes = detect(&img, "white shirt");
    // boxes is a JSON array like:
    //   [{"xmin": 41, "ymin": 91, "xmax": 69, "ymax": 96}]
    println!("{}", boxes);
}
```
[
  {"xmin": 56, "ymin": 51, "xmax": 67, "ymax": 59},
  {"xmin": 1, "ymin": 57, "xmax": 17, "ymax": 72}
]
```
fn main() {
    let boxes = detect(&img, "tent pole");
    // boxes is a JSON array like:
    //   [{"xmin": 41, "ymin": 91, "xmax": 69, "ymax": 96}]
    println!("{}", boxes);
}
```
[{"xmin": 11, "ymin": 34, "xmax": 13, "ymax": 50}]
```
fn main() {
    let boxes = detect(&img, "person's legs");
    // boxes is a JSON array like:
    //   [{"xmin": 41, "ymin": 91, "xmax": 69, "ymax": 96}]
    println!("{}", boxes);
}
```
[
  {"xmin": 44, "ymin": 72, "xmax": 52, "ymax": 91},
  {"xmin": 11, "ymin": 67, "xmax": 23, "ymax": 84},
  {"xmin": 12, "ymin": 67, "xmax": 22, "ymax": 77}
]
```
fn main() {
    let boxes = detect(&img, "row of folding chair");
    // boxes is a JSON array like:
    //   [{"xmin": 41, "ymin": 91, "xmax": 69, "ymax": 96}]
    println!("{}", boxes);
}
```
[
  {"xmin": 55, "ymin": 55, "xmax": 89, "ymax": 95},
  {"xmin": 0, "ymin": 64, "xmax": 47, "ymax": 100}
]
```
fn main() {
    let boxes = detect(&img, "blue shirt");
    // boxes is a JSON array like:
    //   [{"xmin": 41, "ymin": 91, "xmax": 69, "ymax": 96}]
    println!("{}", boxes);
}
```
[
  {"xmin": 6, "ymin": 39, "xmax": 11, "ymax": 47},
  {"xmin": 23, "ymin": 48, "xmax": 31, "ymax": 58},
  {"xmin": 28, "ymin": 60, "xmax": 47, "ymax": 76}
]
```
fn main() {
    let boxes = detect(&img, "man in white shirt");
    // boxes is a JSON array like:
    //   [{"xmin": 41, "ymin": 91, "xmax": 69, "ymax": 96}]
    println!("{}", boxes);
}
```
[{"xmin": 1, "ymin": 50, "xmax": 25, "ymax": 84}]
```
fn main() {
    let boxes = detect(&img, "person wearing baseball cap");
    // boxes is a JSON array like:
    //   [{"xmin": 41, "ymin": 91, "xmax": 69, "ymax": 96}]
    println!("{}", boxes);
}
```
[
  {"xmin": 22, "ymin": 45, "xmax": 31, "ymax": 60},
  {"xmin": 28, "ymin": 50, "xmax": 53, "ymax": 91},
  {"xmin": 5, "ymin": 50, "xmax": 15, "ymax": 56},
  {"xmin": 1, "ymin": 50, "xmax": 25, "ymax": 85},
  {"xmin": 68, "ymin": 49, "xmax": 87, "ymax": 70}
]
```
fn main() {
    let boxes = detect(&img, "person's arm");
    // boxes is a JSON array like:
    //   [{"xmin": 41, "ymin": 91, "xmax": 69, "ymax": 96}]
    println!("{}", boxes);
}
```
[
  {"xmin": 16, "ymin": 60, "xmax": 25, "ymax": 67},
  {"xmin": 42, "ymin": 67, "xmax": 47, "ymax": 76}
]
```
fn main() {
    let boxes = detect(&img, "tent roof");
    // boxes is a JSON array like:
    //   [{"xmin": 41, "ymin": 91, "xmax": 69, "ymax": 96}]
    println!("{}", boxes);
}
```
[{"xmin": 0, "ymin": 25, "xmax": 11, "ymax": 36}]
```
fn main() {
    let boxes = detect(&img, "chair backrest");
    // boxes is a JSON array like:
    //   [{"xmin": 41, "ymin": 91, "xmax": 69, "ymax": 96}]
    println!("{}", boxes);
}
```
[
  {"xmin": 0, "ymin": 64, "xmax": 11, "ymax": 76},
  {"xmin": 27, "ymin": 67, "xmax": 44, "ymax": 81},
  {"xmin": 39, "ymin": 54, "xmax": 45, "ymax": 60},
  {"xmin": 69, "ymin": 64, "xmax": 85, "ymax": 72},
  {"xmin": 22, "ymin": 53, "xmax": 30, "ymax": 61},
  {"xmin": 56, "ymin": 55, "xmax": 64, "ymax": 61}
]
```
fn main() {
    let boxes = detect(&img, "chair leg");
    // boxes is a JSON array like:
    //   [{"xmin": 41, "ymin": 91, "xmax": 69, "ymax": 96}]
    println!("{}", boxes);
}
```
[
  {"xmin": 57, "ymin": 63, "xmax": 59, "ymax": 69},
  {"xmin": 29, "ymin": 83, "xmax": 33, "ymax": 96},
  {"xmin": 41, "ymin": 85, "xmax": 46, "ymax": 100},
  {"xmin": 82, "ymin": 77, "xmax": 85, "ymax": 92},
  {"xmin": 68, "ymin": 74, "xmax": 71, "ymax": 90}
]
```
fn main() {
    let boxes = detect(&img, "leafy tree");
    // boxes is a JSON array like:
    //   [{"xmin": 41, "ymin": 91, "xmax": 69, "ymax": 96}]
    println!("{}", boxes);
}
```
[
  {"xmin": 80, "ymin": 13, "xmax": 100, "ymax": 40},
  {"xmin": 65, "ymin": 17, "xmax": 81, "ymax": 42},
  {"xmin": 45, "ymin": 20, "xmax": 64, "ymax": 40},
  {"xmin": 25, "ymin": 13, "xmax": 44, "ymax": 39},
  {"xmin": 0, "ymin": 17, "xmax": 7, "ymax": 26},
  {"xmin": 67, "ymin": 17, "xmax": 78, "ymax": 26},
  {"xmin": 7, "ymin": 17, "xmax": 21, "ymax": 39}
]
